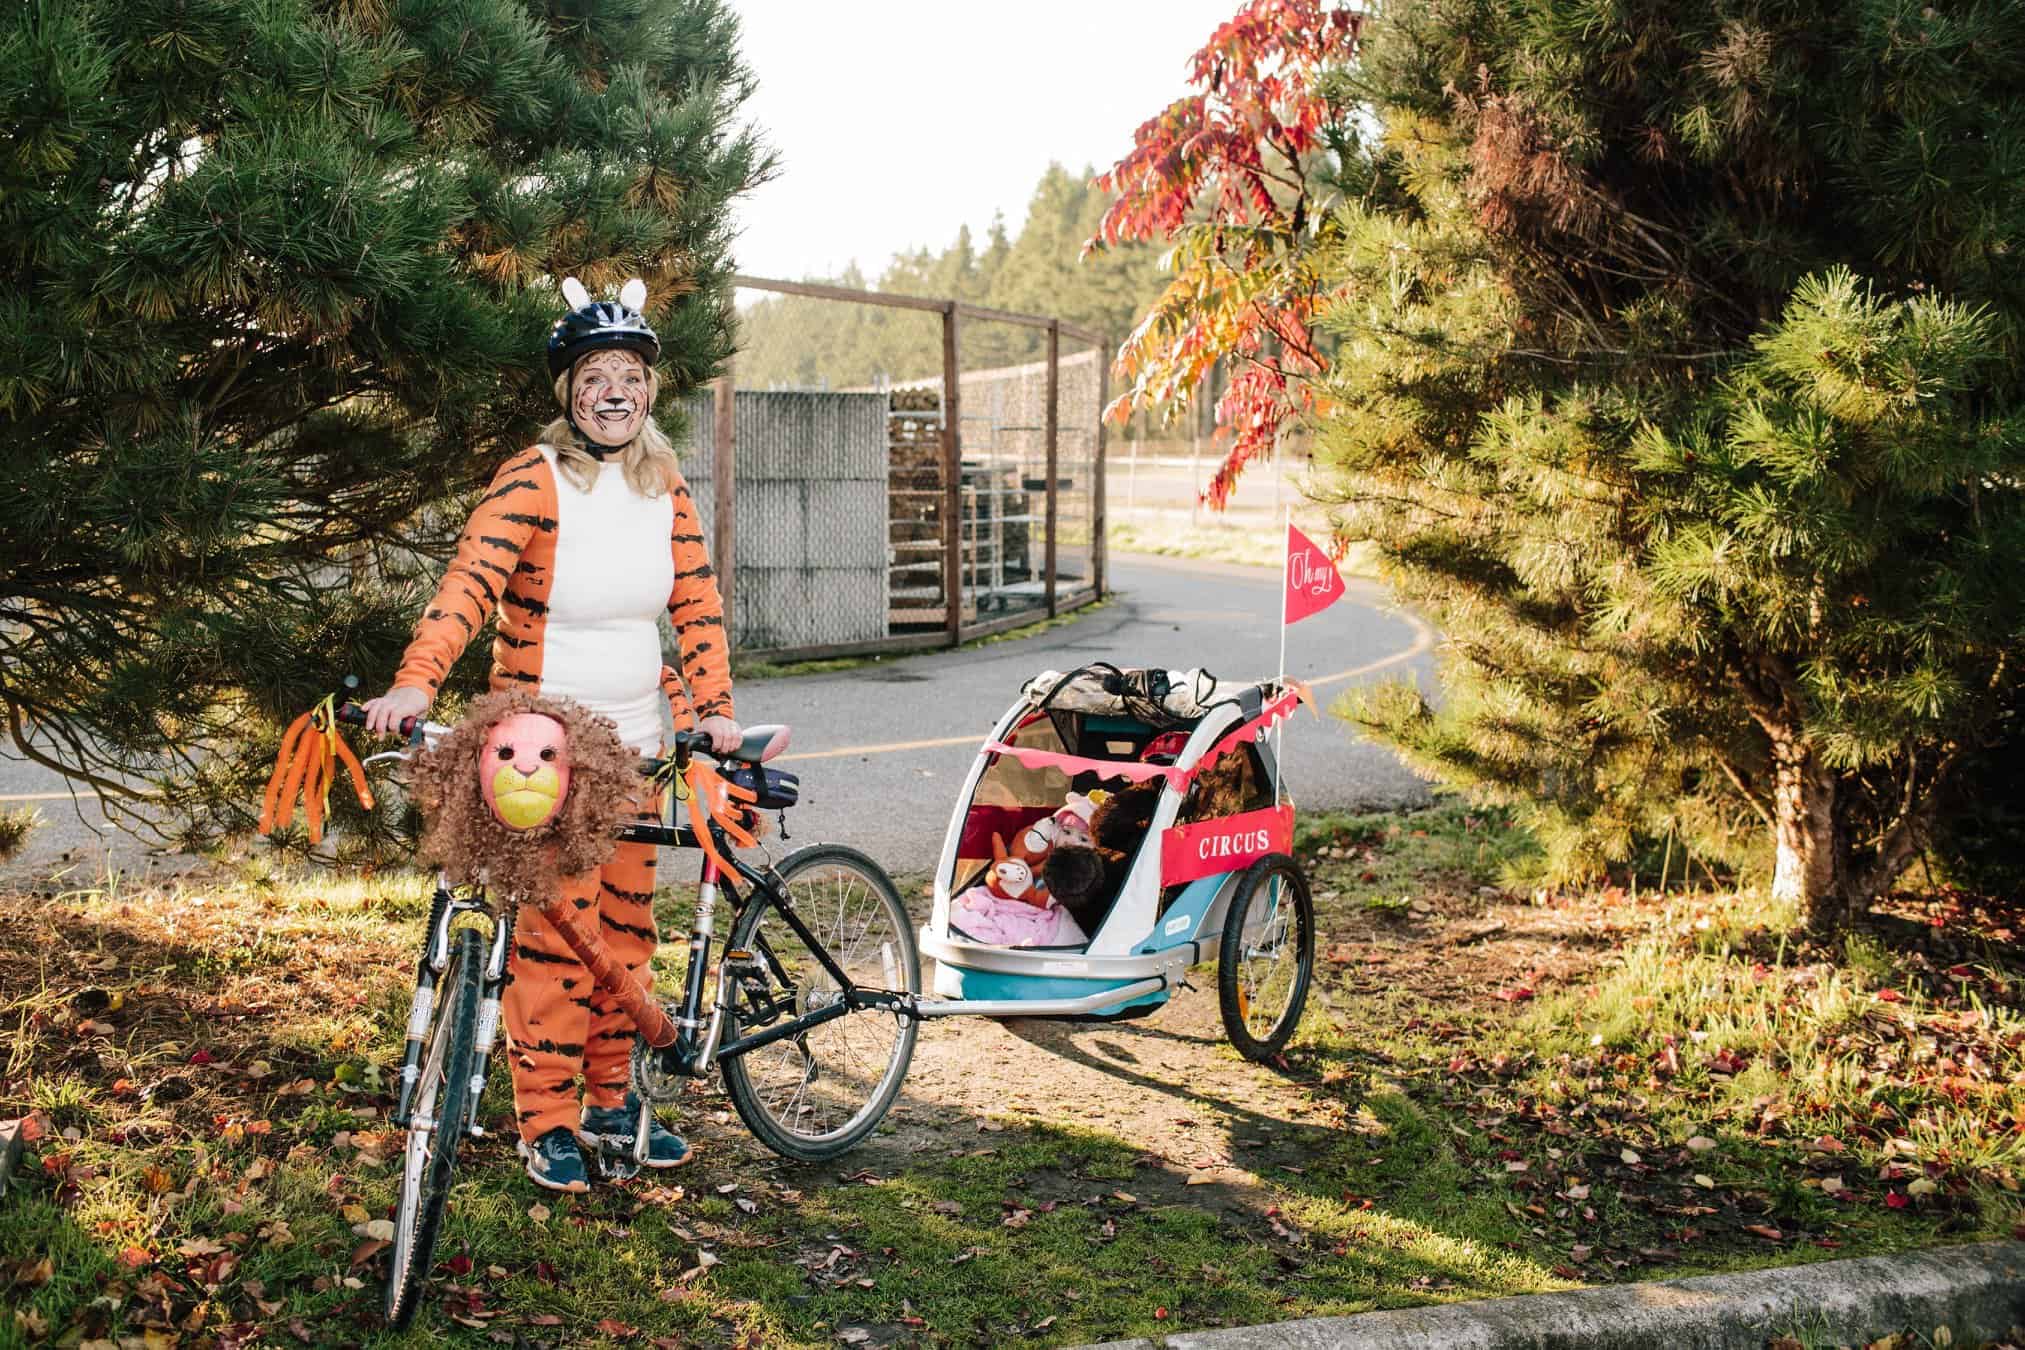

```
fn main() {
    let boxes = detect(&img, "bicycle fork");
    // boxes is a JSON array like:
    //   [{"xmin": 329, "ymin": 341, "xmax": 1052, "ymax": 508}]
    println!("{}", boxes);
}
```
[{"xmin": 392, "ymin": 880, "xmax": 515, "ymax": 1137}]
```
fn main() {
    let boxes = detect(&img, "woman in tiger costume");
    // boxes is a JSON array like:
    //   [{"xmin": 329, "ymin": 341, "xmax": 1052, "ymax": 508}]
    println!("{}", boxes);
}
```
[{"xmin": 362, "ymin": 277, "xmax": 735, "ymax": 1192}]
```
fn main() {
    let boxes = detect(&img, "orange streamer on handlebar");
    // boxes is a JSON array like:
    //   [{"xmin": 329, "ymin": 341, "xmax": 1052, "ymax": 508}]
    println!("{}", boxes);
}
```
[
  {"xmin": 256, "ymin": 695, "xmax": 376, "ymax": 844},
  {"xmin": 681, "ymin": 757, "xmax": 758, "ymax": 877}
]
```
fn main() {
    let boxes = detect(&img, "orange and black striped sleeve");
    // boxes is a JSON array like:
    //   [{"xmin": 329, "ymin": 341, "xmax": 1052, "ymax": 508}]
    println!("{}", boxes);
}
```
[
  {"xmin": 394, "ymin": 450, "xmax": 554, "ymax": 696},
  {"xmin": 665, "ymin": 468, "xmax": 734, "ymax": 724}
]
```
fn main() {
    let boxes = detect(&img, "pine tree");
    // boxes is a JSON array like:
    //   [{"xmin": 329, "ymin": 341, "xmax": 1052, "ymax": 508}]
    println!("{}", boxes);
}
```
[
  {"xmin": 1317, "ymin": 0, "xmax": 2025, "ymax": 931},
  {"xmin": 732, "ymin": 164, "xmax": 1168, "ymax": 389},
  {"xmin": 0, "ymin": 0, "xmax": 772, "ymax": 852}
]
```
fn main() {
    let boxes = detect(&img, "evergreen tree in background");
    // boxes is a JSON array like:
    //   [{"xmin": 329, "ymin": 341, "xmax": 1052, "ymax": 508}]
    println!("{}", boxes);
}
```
[
  {"xmin": 0, "ymin": 0, "xmax": 772, "ymax": 851},
  {"xmin": 1319, "ymin": 0, "xmax": 2024, "ymax": 931},
  {"xmin": 733, "ymin": 164, "xmax": 1166, "ymax": 388}
]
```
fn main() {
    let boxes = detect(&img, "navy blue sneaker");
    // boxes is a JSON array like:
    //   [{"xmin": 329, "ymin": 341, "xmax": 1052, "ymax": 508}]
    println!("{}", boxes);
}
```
[
  {"xmin": 579, "ymin": 1094, "xmax": 691, "ymax": 1169},
  {"xmin": 517, "ymin": 1126, "xmax": 590, "ymax": 1193}
]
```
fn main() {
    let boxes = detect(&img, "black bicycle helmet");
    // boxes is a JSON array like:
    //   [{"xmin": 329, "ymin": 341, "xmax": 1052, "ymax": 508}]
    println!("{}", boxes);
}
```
[{"xmin": 546, "ymin": 276, "xmax": 659, "ymax": 379}]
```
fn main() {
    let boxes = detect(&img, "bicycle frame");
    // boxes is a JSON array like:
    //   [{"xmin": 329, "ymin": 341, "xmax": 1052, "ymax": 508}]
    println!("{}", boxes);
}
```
[
  {"xmin": 355, "ymin": 697, "xmax": 917, "ymax": 1135},
  {"xmin": 607, "ymin": 817, "xmax": 916, "ymax": 1081}
]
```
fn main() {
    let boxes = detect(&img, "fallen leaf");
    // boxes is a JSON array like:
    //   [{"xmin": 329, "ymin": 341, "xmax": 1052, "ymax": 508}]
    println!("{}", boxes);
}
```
[
  {"xmin": 596, "ymin": 1319, "xmax": 638, "ymax": 1340},
  {"xmin": 1743, "ymin": 1224, "xmax": 1784, "ymax": 1241},
  {"xmin": 1906, "ymin": 1179, "xmax": 1939, "ymax": 1198},
  {"xmin": 350, "ymin": 1238, "xmax": 389, "ymax": 1267},
  {"xmin": 527, "ymin": 1203, "xmax": 551, "ymax": 1222},
  {"xmin": 1685, "ymin": 1136, "xmax": 1716, "ymax": 1153},
  {"xmin": 1620, "ymin": 1149, "xmax": 1642, "ymax": 1166},
  {"xmin": 1694, "ymin": 1174, "xmax": 1715, "ymax": 1190},
  {"xmin": 363, "ymin": 1219, "xmax": 394, "ymax": 1242}
]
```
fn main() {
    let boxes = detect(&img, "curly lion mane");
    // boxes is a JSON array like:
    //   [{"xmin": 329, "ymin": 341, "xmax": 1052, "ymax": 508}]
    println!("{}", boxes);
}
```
[{"xmin": 409, "ymin": 690, "xmax": 642, "ymax": 904}]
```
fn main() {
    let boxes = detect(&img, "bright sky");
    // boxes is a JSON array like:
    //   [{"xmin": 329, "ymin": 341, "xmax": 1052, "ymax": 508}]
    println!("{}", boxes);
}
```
[{"xmin": 726, "ymin": 0, "xmax": 1243, "ymax": 283}]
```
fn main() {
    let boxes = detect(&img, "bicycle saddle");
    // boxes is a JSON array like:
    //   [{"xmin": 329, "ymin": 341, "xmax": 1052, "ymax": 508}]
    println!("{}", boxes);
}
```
[{"xmin": 724, "ymin": 724, "xmax": 790, "ymax": 765}]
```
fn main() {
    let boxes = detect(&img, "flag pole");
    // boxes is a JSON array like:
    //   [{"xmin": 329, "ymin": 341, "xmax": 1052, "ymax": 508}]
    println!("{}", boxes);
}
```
[{"xmin": 1276, "ymin": 505, "xmax": 1290, "ymax": 804}]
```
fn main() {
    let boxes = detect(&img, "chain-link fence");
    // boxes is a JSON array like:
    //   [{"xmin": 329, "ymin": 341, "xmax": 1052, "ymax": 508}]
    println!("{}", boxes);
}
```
[{"xmin": 672, "ymin": 277, "xmax": 1107, "ymax": 659}]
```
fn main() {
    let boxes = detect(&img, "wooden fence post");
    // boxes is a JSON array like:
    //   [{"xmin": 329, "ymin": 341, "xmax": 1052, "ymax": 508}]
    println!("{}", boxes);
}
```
[
  {"xmin": 1093, "ymin": 344, "xmax": 1110, "ymax": 599},
  {"xmin": 713, "ymin": 367, "xmax": 735, "ymax": 647},
  {"xmin": 1045, "ymin": 320, "xmax": 1060, "ymax": 618},
  {"xmin": 941, "ymin": 302, "xmax": 962, "ymax": 646}
]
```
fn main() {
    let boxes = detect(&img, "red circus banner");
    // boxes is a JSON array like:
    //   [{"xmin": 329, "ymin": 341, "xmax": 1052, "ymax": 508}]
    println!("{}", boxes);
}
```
[{"xmin": 1160, "ymin": 804, "xmax": 1294, "ymax": 887}]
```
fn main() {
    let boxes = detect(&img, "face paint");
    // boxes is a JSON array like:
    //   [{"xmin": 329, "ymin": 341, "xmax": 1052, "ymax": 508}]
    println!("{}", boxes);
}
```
[
  {"xmin": 570, "ymin": 349, "xmax": 650, "ymax": 448},
  {"xmin": 480, "ymin": 713, "xmax": 571, "ymax": 831}
]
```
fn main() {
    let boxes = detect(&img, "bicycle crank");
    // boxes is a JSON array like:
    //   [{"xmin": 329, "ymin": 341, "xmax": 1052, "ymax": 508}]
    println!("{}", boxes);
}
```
[{"xmin": 628, "ymin": 1014, "xmax": 688, "ymax": 1105}]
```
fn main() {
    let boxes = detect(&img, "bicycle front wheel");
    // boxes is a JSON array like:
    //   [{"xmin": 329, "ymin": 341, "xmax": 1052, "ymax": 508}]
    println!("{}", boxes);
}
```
[
  {"xmin": 384, "ymin": 927, "xmax": 482, "ymax": 1329},
  {"xmin": 720, "ymin": 844, "xmax": 919, "ymax": 1162}
]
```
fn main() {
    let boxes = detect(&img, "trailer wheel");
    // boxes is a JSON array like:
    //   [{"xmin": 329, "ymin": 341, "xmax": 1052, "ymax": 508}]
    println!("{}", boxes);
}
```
[{"xmin": 1217, "ymin": 853, "xmax": 1314, "ymax": 1060}]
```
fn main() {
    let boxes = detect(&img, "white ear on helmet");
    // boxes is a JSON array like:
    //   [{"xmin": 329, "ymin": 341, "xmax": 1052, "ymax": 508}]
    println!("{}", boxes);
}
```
[
  {"xmin": 619, "ymin": 278, "xmax": 647, "ymax": 311},
  {"xmin": 560, "ymin": 276, "xmax": 591, "ymax": 310}
]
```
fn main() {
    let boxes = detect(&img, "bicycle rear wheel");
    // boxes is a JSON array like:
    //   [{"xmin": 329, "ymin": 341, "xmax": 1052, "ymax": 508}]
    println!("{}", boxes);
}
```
[
  {"xmin": 720, "ymin": 844, "xmax": 919, "ymax": 1162},
  {"xmin": 384, "ymin": 927, "xmax": 482, "ymax": 1329}
]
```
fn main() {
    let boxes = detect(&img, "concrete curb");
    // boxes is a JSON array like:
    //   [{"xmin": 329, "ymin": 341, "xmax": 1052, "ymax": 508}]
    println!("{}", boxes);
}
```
[{"xmin": 1080, "ymin": 1242, "xmax": 2025, "ymax": 1349}]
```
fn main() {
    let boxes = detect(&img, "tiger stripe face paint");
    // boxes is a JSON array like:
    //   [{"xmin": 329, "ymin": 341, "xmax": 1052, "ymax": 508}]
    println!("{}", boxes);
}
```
[
  {"xmin": 481, "ymin": 712, "xmax": 571, "ymax": 830},
  {"xmin": 571, "ymin": 349, "xmax": 649, "ymax": 447}
]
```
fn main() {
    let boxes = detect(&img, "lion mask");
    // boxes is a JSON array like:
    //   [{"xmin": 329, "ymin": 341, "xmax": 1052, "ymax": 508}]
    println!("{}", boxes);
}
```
[{"xmin": 409, "ymin": 691, "xmax": 641, "ymax": 904}]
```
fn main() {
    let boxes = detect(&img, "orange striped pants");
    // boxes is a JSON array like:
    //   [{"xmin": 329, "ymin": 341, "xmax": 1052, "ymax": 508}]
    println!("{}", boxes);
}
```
[{"xmin": 502, "ymin": 833, "xmax": 660, "ymax": 1145}]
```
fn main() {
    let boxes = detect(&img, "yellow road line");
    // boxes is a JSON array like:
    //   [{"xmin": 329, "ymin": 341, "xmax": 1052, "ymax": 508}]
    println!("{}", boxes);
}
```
[
  {"xmin": 1306, "ymin": 609, "xmax": 1437, "ymax": 690},
  {"xmin": 774, "ymin": 734, "xmax": 981, "ymax": 764},
  {"xmin": 774, "ymin": 607, "xmax": 1434, "ymax": 762}
]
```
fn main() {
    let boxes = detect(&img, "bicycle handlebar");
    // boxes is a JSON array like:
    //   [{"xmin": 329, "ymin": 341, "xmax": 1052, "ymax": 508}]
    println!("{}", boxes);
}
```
[{"xmin": 334, "ymin": 701, "xmax": 715, "ymax": 777}]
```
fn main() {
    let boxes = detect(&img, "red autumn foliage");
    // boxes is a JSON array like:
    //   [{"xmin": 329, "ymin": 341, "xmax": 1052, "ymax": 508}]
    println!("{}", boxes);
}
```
[{"xmin": 1091, "ymin": 0, "xmax": 1363, "ymax": 509}]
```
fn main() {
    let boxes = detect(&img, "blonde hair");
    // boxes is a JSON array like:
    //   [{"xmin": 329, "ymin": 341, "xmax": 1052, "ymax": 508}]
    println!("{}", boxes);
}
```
[{"xmin": 541, "ymin": 364, "xmax": 682, "ymax": 497}]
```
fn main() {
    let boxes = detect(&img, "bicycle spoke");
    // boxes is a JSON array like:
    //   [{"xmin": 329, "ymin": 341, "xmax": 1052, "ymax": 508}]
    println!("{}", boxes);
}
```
[{"xmin": 722, "ymin": 848, "xmax": 918, "ymax": 1157}]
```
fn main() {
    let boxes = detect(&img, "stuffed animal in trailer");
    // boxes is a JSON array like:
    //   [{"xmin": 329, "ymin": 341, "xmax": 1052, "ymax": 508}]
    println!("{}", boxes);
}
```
[{"xmin": 950, "ymin": 828, "xmax": 1090, "ymax": 949}]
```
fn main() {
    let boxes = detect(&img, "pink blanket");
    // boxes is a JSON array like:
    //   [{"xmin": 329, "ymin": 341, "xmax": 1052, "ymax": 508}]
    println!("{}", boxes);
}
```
[{"xmin": 951, "ymin": 887, "xmax": 1088, "ymax": 948}]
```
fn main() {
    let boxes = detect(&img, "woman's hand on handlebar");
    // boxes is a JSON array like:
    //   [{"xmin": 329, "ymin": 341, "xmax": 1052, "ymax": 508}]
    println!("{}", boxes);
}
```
[
  {"xmin": 361, "ymin": 685, "xmax": 430, "ymax": 736},
  {"xmin": 695, "ymin": 714, "xmax": 741, "ymax": 755}
]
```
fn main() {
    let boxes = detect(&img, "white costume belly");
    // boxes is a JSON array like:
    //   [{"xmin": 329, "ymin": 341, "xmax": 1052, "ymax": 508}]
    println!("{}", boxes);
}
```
[{"xmin": 536, "ymin": 447, "xmax": 673, "ymax": 754}]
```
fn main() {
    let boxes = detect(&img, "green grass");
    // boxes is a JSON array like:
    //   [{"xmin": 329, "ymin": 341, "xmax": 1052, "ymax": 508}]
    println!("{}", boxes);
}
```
[
  {"xmin": 3, "ymin": 806, "xmax": 2017, "ymax": 1346},
  {"xmin": 0, "ymin": 806, "xmax": 38, "ymax": 862},
  {"xmin": 1107, "ymin": 513, "xmax": 1381, "ymax": 575}
]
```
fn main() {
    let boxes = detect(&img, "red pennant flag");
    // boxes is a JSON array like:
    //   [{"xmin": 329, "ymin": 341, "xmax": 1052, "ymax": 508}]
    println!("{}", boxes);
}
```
[{"xmin": 1284, "ymin": 522, "xmax": 1344, "ymax": 626}]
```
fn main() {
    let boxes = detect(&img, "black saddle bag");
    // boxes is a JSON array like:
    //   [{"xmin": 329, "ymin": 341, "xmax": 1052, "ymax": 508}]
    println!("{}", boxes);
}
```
[{"xmin": 719, "ymin": 762, "xmax": 799, "ymax": 810}]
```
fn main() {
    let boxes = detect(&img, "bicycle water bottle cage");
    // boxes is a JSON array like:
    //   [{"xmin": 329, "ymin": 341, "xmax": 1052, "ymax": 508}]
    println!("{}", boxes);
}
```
[{"xmin": 719, "ymin": 763, "xmax": 799, "ymax": 811}]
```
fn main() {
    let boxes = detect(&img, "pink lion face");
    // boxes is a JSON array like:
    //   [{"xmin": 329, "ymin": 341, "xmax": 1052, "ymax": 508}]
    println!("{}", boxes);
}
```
[{"xmin": 480, "ymin": 712, "xmax": 570, "ymax": 831}]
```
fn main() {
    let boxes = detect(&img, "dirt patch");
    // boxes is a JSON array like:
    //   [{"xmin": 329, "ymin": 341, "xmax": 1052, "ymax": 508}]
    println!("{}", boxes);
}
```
[{"xmin": 761, "ymin": 882, "xmax": 1642, "ymax": 1223}]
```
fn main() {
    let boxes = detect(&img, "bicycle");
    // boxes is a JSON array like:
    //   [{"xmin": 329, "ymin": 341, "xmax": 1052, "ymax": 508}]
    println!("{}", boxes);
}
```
[{"xmin": 337, "ymin": 704, "xmax": 922, "ymax": 1329}]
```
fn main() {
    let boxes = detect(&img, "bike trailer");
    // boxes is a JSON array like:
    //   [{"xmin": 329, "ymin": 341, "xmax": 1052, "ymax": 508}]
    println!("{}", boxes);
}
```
[{"xmin": 918, "ymin": 665, "xmax": 1309, "ymax": 1028}]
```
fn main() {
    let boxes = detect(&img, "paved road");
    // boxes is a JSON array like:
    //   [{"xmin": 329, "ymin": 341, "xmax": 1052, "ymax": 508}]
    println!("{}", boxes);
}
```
[{"xmin": 0, "ymin": 554, "xmax": 1435, "ymax": 882}]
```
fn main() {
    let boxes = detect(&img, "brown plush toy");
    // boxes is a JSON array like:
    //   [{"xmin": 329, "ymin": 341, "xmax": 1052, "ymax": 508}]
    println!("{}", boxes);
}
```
[{"xmin": 408, "ymin": 690, "xmax": 641, "ymax": 904}]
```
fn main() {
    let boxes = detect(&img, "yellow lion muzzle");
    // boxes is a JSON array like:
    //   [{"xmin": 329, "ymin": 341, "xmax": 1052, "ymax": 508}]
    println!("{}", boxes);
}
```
[{"xmin": 489, "ymin": 762, "xmax": 564, "ymax": 830}]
